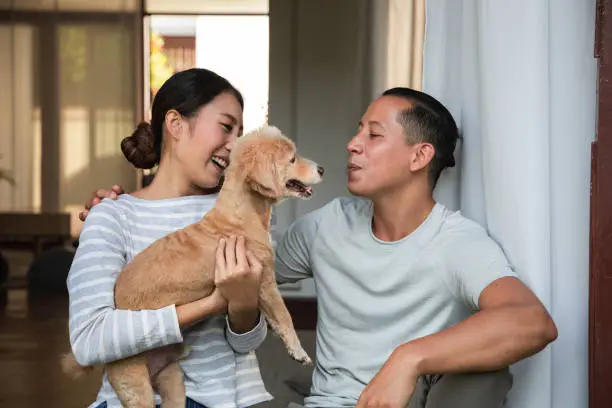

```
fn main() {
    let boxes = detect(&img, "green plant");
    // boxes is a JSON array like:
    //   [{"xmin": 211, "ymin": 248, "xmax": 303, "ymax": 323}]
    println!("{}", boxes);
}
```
[{"xmin": 150, "ymin": 32, "xmax": 174, "ymax": 96}]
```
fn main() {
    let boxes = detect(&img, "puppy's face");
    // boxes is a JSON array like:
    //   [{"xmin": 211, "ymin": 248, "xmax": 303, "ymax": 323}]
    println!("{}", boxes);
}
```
[{"xmin": 230, "ymin": 126, "xmax": 323, "ymax": 200}]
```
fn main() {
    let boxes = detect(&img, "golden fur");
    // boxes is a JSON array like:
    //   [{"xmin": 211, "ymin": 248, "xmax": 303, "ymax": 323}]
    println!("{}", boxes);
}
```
[{"xmin": 61, "ymin": 125, "xmax": 323, "ymax": 408}]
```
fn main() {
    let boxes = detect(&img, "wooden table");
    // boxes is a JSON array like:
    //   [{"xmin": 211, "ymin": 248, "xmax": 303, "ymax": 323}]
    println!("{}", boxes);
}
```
[{"xmin": 0, "ymin": 212, "xmax": 72, "ymax": 256}]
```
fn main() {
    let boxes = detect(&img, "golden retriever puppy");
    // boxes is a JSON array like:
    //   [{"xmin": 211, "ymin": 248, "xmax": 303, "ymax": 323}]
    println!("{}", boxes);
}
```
[{"xmin": 62, "ymin": 125, "xmax": 323, "ymax": 408}]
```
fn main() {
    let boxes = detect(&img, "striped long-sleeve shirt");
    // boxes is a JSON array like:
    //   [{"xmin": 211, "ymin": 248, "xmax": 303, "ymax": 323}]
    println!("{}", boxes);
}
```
[{"xmin": 67, "ymin": 193, "xmax": 273, "ymax": 408}]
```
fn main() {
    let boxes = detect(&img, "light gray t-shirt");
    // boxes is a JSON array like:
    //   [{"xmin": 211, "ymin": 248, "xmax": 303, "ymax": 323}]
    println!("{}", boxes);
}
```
[{"xmin": 274, "ymin": 197, "xmax": 517, "ymax": 408}]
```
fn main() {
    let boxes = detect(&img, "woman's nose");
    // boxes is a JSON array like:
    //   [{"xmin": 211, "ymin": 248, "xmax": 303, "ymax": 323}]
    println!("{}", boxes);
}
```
[{"xmin": 226, "ymin": 138, "xmax": 238, "ymax": 151}]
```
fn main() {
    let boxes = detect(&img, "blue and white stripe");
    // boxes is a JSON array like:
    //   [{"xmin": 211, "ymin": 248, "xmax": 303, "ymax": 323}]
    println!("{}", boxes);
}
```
[{"xmin": 67, "ymin": 193, "xmax": 273, "ymax": 408}]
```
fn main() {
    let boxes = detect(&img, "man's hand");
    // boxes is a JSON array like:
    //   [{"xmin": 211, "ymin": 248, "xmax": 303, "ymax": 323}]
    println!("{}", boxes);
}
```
[
  {"xmin": 355, "ymin": 347, "xmax": 419, "ymax": 408},
  {"xmin": 79, "ymin": 185, "xmax": 124, "ymax": 221}
]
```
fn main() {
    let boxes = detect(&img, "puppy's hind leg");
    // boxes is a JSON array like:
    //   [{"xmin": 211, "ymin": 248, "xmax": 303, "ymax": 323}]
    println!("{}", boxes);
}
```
[
  {"xmin": 107, "ymin": 355, "xmax": 156, "ymax": 408},
  {"xmin": 259, "ymin": 263, "xmax": 312, "ymax": 365},
  {"xmin": 153, "ymin": 361, "xmax": 186, "ymax": 408}
]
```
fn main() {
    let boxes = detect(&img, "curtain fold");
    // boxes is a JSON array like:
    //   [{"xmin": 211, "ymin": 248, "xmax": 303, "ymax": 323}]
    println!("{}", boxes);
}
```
[
  {"xmin": 370, "ymin": 0, "xmax": 425, "ymax": 98},
  {"xmin": 423, "ymin": 1, "xmax": 597, "ymax": 407}
]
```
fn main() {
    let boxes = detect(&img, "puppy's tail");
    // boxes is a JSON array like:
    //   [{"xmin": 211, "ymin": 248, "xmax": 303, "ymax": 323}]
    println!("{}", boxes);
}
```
[{"xmin": 60, "ymin": 352, "xmax": 97, "ymax": 380}]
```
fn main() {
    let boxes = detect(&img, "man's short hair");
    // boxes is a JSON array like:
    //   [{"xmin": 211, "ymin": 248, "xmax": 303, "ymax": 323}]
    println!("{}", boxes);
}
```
[{"xmin": 382, "ymin": 87, "xmax": 459, "ymax": 189}]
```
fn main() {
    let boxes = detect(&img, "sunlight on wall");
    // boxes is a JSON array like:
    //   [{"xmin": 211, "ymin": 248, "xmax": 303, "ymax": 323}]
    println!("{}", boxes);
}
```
[
  {"xmin": 0, "ymin": 24, "xmax": 13, "ymax": 210},
  {"xmin": 0, "ymin": 23, "xmax": 40, "ymax": 212},
  {"xmin": 61, "ymin": 107, "xmax": 90, "ymax": 180},
  {"xmin": 57, "ymin": 23, "xmax": 138, "ymax": 218},
  {"xmin": 32, "ymin": 107, "xmax": 41, "ymax": 210},
  {"xmin": 94, "ymin": 108, "xmax": 134, "ymax": 159}
]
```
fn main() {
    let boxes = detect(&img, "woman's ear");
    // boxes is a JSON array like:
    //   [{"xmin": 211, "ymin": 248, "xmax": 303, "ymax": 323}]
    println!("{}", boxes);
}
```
[{"xmin": 164, "ymin": 110, "xmax": 185, "ymax": 142}]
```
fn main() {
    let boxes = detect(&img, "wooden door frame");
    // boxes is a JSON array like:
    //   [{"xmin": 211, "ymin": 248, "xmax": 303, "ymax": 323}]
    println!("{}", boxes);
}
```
[{"xmin": 589, "ymin": 1, "xmax": 612, "ymax": 407}]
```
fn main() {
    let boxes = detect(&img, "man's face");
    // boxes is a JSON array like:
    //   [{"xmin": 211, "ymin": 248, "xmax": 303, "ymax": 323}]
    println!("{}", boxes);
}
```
[{"xmin": 346, "ymin": 96, "xmax": 425, "ymax": 198}]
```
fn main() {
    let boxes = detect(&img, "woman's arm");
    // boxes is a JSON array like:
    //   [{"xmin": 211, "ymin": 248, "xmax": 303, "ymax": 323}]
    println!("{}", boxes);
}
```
[
  {"xmin": 77, "ymin": 190, "xmax": 267, "ymax": 354},
  {"xmin": 68, "ymin": 201, "xmax": 225, "ymax": 366}
]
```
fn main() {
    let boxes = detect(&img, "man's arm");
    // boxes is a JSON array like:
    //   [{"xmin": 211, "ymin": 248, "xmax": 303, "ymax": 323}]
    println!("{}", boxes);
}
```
[
  {"xmin": 357, "ymin": 228, "xmax": 557, "ymax": 407},
  {"xmin": 400, "ymin": 276, "xmax": 557, "ymax": 375},
  {"xmin": 357, "ymin": 277, "xmax": 557, "ymax": 408},
  {"xmin": 274, "ymin": 209, "xmax": 323, "ymax": 284}
]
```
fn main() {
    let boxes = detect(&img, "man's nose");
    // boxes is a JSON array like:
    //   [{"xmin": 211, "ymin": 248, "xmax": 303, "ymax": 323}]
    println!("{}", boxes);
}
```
[{"xmin": 347, "ymin": 137, "xmax": 362, "ymax": 153}]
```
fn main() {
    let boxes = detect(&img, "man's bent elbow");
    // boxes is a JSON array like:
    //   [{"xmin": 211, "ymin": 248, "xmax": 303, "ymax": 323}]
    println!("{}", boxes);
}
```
[
  {"xmin": 534, "ymin": 308, "xmax": 558, "ymax": 348},
  {"xmin": 542, "ymin": 315, "xmax": 558, "ymax": 344}
]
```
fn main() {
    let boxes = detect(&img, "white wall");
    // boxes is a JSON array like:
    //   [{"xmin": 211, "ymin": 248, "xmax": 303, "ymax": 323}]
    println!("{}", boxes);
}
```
[
  {"xmin": 195, "ymin": 15, "xmax": 269, "ymax": 134},
  {"xmin": 269, "ymin": 0, "xmax": 372, "ymax": 297}
]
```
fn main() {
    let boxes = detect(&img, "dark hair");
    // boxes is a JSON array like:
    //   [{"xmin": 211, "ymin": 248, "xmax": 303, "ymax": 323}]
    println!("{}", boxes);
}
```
[
  {"xmin": 382, "ymin": 87, "xmax": 459, "ymax": 189},
  {"xmin": 121, "ymin": 68, "xmax": 244, "ymax": 169}
]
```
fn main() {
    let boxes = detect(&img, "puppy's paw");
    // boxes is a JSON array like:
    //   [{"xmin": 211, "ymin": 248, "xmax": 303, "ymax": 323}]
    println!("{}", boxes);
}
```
[
  {"xmin": 299, "ymin": 355, "xmax": 313, "ymax": 366},
  {"xmin": 290, "ymin": 347, "xmax": 312, "ymax": 366}
]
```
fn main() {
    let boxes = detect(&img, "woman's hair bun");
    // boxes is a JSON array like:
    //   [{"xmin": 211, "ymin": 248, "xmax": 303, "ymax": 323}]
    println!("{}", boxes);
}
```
[
  {"xmin": 447, "ymin": 155, "xmax": 456, "ymax": 168},
  {"xmin": 121, "ymin": 122, "xmax": 159, "ymax": 169}
]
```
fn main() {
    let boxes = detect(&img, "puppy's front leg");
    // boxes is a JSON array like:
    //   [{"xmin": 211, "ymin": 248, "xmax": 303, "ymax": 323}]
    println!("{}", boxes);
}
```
[{"xmin": 258, "ymin": 262, "xmax": 312, "ymax": 365}]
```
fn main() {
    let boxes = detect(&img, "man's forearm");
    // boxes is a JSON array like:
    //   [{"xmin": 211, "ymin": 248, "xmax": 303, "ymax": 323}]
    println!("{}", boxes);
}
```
[{"xmin": 399, "ymin": 305, "xmax": 558, "ymax": 376}]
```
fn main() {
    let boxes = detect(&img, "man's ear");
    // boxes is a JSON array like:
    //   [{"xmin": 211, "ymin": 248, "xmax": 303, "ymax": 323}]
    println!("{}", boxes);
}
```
[
  {"xmin": 410, "ymin": 142, "xmax": 435, "ymax": 172},
  {"xmin": 246, "ymin": 159, "xmax": 282, "ymax": 198}
]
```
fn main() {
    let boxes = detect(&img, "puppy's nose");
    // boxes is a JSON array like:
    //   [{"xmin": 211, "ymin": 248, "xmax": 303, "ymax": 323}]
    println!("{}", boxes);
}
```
[{"xmin": 317, "ymin": 165, "xmax": 324, "ymax": 176}]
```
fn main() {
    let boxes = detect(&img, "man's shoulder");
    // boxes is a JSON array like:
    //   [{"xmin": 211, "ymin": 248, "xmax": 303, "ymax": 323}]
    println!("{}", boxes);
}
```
[
  {"xmin": 320, "ymin": 195, "xmax": 370, "ymax": 219},
  {"xmin": 296, "ymin": 196, "xmax": 368, "ymax": 221},
  {"xmin": 440, "ymin": 207, "xmax": 488, "ymax": 236},
  {"xmin": 288, "ymin": 196, "xmax": 368, "ymax": 238},
  {"xmin": 434, "ymin": 206, "xmax": 513, "ymax": 275},
  {"xmin": 436, "ymin": 205, "xmax": 497, "ymax": 249}
]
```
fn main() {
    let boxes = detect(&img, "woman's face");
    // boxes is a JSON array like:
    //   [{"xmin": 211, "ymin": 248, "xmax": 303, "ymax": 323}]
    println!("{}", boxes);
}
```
[{"xmin": 172, "ymin": 91, "xmax": 244, "ymax": 189}]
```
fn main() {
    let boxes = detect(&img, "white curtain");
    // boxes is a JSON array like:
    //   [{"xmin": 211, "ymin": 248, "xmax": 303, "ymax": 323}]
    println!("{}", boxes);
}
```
[
  {"xmin": 423, "ymin": 1, "xmax": 597, "ymax": 408},
  {"xmin": 0, "ymin": 24, "xmax": 40, "ymax": 212}
]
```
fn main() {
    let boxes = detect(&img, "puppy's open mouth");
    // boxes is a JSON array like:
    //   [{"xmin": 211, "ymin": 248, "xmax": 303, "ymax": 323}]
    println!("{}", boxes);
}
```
[
  {"xmin": 286, "ymin": 179, "xmax": 313, "ymax": 198},
  {"xmin": 211, "ymin": 156, "xmax": 229, "ymax": 171}
]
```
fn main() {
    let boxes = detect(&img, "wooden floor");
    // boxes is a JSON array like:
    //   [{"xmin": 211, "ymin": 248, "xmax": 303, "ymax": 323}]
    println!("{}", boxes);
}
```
[
  {"xmin": 0, "ymin": 287, "xmax": 316, "ymax": 408},
  {"xmin": 0, "ymin": 288, "xmax": 102, "ymax": 408}
]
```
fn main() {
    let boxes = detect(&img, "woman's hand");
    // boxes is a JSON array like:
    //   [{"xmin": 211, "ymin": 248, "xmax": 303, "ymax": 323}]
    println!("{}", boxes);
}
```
[{"xmin": 215, "ymin": 235, "xmax": 263, "ymax": 333}]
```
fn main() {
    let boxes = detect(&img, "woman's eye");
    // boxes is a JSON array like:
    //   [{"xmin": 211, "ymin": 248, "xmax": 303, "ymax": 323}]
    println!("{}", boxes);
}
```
[
  {"xmin": 222, "ymin": 123, "xmax": 233, "ymax": 133},
  {"xmin": 369, "ymin": 133, "xmax": 381, "ymax": 138},
  {"xmin": 290, "ymin": 156, "xmax": 296, "ymax": 164}
]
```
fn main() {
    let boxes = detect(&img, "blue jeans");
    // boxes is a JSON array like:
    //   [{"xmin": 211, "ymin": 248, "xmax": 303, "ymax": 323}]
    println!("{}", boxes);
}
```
[{"xmin": 96, "ymin": 398, "xmax": 207, "ymax": 408}]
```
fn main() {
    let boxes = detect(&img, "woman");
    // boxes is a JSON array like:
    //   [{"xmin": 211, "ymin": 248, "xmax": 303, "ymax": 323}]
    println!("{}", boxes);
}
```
[{"xmin": 67, "ymin": 68, "xmax": 272, "ymax": 408}]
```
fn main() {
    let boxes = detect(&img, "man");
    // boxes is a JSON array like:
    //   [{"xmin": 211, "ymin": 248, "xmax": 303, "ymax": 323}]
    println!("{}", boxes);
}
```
[{"xmin": 83, "ymin": 88, "xmax": 557, "ymax": 408}]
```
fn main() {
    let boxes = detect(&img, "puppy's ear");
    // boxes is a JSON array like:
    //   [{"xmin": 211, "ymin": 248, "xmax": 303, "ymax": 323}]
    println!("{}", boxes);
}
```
[{"xmin": 246, "ymin": 159, "xmax": 282, "ymax": 198}]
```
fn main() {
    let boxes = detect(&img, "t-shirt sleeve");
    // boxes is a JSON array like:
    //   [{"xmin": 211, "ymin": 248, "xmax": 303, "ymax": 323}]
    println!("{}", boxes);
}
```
[
  {"xmin": 445, "ymin": 224, "xmax": 518, "ymax": 310},
  {"xmin": 67, "ymin": 200, "xmax": 183, "ymax": 366},
  {"xmin": 274, "ymin": 208, "xmax": 323, "ymax": 284}
]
